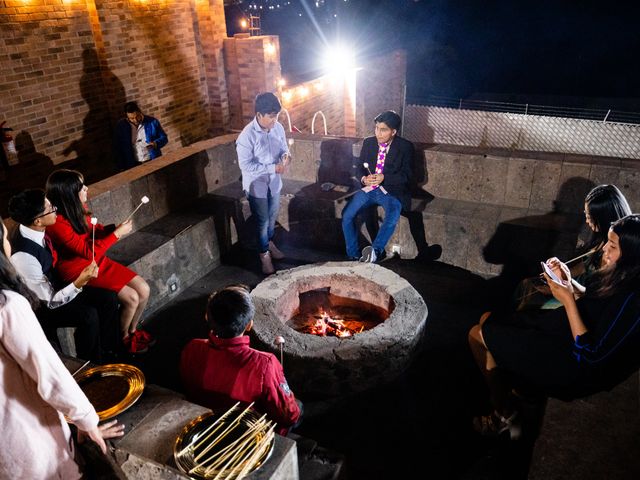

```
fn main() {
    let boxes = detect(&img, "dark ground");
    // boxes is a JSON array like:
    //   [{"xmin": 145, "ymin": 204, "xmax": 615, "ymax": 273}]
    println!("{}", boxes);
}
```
[{"xmin": 126, "ymin": 239, "xmax": 636, "ymax": 480}]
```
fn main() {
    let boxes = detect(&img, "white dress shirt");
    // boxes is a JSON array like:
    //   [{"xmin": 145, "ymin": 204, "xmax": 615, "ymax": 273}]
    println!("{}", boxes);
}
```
[{"xmin": 11, "ymin": 225, "xmax": 81, "ymax": 309}]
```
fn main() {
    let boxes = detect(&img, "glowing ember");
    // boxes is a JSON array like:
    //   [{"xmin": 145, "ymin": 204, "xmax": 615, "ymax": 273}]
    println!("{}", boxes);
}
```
[
  {"xmin": 304, "ymin": 310, "xmax": 365, "ymax": 338},
  {"xmin": 287, "ymin": 288, "xmax": 389, "ymax": 337}
]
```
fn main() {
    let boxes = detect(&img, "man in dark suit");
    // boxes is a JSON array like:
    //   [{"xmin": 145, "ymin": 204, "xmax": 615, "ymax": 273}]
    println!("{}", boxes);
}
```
[{"xmin": 342, "ymin": 111, "xmax": 413, "ymax": 263}]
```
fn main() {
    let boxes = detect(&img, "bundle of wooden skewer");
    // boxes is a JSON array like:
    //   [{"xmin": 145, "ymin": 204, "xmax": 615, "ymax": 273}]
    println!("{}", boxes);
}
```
[{"xmin": 175, "ymin": 402, "xmax": 275, "ymax": 480}]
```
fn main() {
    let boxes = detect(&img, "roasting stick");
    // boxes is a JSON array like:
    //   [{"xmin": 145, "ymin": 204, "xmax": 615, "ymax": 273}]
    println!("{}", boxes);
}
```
[
  {"xmin": 235, "ymin": 427, "xmax": 275, "ymax": 480},
  {"xmin": 199, "ymin": 421, "xmax": 275, "ymax": 479},
  {"xmin": 363, "ymin": 162, "xmax": 373, "ymax": 175},
  {"xmin": 564, "ymin": 246, "xmax": 599, "ymax": 266},
  {"xmin": 205, "ymin": 423, "xmax": 268, "ymax": 478},
  {"xmin": 206, "ymin": 422, "xmax": 275, "ymax": 480},
  {"xmin": 193, "ymin": 402, "xmax": 256, "ymax": 462},
  {"xmin": 274, "ymin": 335, "xmax": 285, "ymax": 367},
  {"xmin": 72, "ymin": 359, "xmax": 91, "ymax": 378},
  {"xmin": 221, "ymin": 429, "xmax": 274, "ymax": 480},
  {"xmin": 90, "ymin": 217, "xmax": 97, "ymax": 261},
  {"xmin": 176, "ymin": 402, "xmax": 241, "ymax": 458},
  {"xmin": 196, "ymin": 414, "xmax": 269, "ymax": 470},
  {"xmin": 124, "ymin": 195, "xmax": 150, "ymax": 223}
]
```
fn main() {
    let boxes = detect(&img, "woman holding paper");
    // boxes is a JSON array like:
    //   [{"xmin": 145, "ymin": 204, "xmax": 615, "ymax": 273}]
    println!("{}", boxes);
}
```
[
  {"xmin": 45, "ymin": 169, "xmax": 153, "ymax": 354},
  {"xmin": 514, "ymin": 184, "xmax": 632, "ymax": 310},
  {"xmin": 469, "ymin": 214, "xmax": 640, "ymax": 438},
  {"xmin": 0, "ymin": 218, "xmax": 124, "ymax": 479}
]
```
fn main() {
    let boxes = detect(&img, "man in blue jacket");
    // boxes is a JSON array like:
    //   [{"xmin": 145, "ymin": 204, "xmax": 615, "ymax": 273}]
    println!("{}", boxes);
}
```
[{"xmin": 114, "ymin": 101, "xmax": 168, "ymax": 170}]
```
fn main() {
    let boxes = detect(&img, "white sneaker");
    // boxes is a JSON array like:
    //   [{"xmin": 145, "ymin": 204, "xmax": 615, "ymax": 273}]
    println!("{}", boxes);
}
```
[
  {"xmin": 359, "ymin": 246, "xmax": 376, "ymax": 263},
  {"xmin": 268, "ymin": 241, "xmax": 285, "ymax": 260},
  {"xmin": 260, "ymin": 251, "xmax": 275, "ymax": 275}
]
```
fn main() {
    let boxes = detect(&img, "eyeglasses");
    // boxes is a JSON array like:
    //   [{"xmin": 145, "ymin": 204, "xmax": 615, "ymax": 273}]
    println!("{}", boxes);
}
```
[{"xmin": 33, "ymin": 205, "xmax": 57, "ymax": 220}]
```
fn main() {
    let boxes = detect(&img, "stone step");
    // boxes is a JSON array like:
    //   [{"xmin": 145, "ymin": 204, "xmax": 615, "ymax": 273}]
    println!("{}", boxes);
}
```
[
  {"xmin": 105, "ymin": 211, "xmax": 220, "ymax": 317},
  {"xmin": 289, "ymin": 433, "xmax": 346, "ymax": 480}
]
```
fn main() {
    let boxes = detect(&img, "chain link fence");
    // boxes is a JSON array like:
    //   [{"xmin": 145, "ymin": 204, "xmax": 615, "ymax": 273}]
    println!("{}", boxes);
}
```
[{"xmin": 403, "ymin": 99, "xmax": 640, "ymax": 160}]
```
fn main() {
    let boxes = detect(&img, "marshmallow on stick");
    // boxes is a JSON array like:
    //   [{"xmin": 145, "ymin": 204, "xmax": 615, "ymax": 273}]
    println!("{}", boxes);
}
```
[
  {"xmin": 124, "ymin": 195, "xmax": 150, "ymax": 222},
  {"xmin": 363, "ymin": 162, "xmax": 373, "ymax": 175},
  {"xmin": 274, "ymin": 335, "xmax": 285, "ymax": 366},
  {"xmin": 90, "ymin": 217, "xmax": 98, "ymax": 260}
]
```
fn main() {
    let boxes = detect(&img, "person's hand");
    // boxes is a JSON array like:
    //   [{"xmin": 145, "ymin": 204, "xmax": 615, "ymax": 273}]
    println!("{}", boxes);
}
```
[
  {"xmin": 146, "ymin": 142, "xmax": 156, "ymax": 150},
  {"xmin": 545, "ymin": 261, "xmax": 574, "ymax": 305},
  {"xmin": 77, "ymin": 426, "xmax": 108, "ymax": 454},
  {"xmin": 364, "ymin": 173, "xmax": 384, "ymax": 186},
  {"xmin": 74, "ymin": 261, "xmax": 98, "ymax": 288},
  {"xmin": 114, "ymin": 219, "xmax": 133, "ymax": 239},
  {"xmin": 281, "ymin": 152, "xmax": 291, "ymax": 167},
  {"xmin": 98, "ymin": 419, "xmax": 126, "ymax": 440},
  {"xmin": 362, "ymin": 175, "xmax": 377, "ymax": 186},
  {"xmin": 275, "ymin": 163, "xmax": 286, "ymax": 174},
  {"xmin": 545, "ymin": 257, "xmax": 568, "ymax": 282}
]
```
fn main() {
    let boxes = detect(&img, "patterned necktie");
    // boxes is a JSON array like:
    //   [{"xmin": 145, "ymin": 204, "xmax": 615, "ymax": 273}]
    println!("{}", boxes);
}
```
[{"xmin": 371, "ymin": 142, "xmax": 388, "ymax": 190}]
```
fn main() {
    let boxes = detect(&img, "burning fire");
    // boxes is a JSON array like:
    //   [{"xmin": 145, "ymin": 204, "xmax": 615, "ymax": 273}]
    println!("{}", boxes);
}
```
[{"xmin": 306, "ymin": 310, "xmax": 365, "ymax": 338}]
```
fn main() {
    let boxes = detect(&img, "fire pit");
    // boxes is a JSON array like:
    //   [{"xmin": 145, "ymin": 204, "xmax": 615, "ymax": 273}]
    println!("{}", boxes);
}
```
[{"xmin": 250, "ymin": 262, "xmax": 427, "ymax": 400}]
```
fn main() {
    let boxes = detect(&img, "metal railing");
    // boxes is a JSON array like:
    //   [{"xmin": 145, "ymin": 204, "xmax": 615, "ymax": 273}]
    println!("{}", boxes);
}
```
[{"xmin": 407, "ymin": 95, "xmax": 640, "ymax": 125}]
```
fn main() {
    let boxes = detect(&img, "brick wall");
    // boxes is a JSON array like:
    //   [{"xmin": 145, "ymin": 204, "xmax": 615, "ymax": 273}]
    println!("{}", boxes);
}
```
[
  {"xmin": 0, "ymin": 0, "xmax": 228, "ymax": 213},
  {"xmin": 278, "ymin": 50, "xmax": 407, "ymax": 138},
  {"xmin": 281, "ymin": 75, "xmax": 347, "ymax": 136},
  {"xmin": 223, "ymin": 34, "xmax": 282, "ymax": 130}
]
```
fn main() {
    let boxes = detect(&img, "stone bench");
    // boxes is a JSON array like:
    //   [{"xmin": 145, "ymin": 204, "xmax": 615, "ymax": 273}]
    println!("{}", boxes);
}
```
[
  {"xmin": 417, "ymin": 145, "xmax": 640, "ymax": 276},
  {"xmin": 206, "ymin": 139, "xmax": 640, "ymax": 282}
]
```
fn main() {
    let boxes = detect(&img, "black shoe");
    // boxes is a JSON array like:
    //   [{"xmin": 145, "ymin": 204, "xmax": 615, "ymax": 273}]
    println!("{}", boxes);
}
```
[
  {"xmin": 416, "ymin": 244, "xmax": 442, "ymax": 262},
  {"xmin": 376, "ymin": 249, "xmax": 387, "ymax": 262},
  {"xmin": 359, "ymin": 246, "xmax": 376, "ymax": 263}
]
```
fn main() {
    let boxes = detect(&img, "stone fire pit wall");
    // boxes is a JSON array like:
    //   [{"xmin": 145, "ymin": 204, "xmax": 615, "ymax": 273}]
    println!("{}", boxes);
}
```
[{"xmin": 250, "ymin": 262, "xmax": 428, "ymax": 400}]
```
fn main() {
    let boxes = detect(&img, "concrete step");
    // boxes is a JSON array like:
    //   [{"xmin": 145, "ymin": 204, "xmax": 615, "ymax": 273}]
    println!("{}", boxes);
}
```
[
  {"xmin": 106, "ymin": 211, "xmax": 220, "ymax": 317},
  {"xmin": 289, "ymin": 433, "xmax": 346, "ymax": 480}
]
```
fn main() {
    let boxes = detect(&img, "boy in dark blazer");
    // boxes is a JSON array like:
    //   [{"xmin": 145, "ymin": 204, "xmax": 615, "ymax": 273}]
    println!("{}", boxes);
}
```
[{"xmin": 342, "ymin": 111, "xmax": 413, "ymax": 262}]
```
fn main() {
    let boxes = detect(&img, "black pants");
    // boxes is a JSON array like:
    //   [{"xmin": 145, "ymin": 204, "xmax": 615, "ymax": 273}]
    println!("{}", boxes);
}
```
[{"xmin": 37, "ymin": 287, "xmax": 119, "ymax": 363}]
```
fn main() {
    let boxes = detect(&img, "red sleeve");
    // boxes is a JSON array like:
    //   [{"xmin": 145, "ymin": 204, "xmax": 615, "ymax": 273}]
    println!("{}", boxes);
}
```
[
  {"xmin": 260, "ymin": 355, "xmax": 300, "ymax": 432},
  {"xmin": 47, "ymin": 215, "xmax": 118, "ymax": 261}
]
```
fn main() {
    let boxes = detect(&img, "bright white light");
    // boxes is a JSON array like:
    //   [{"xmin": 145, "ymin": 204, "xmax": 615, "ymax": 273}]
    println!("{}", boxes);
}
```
[{"xmin": 321, "ymin": 45, "xmax": 356, "ymax": 75}]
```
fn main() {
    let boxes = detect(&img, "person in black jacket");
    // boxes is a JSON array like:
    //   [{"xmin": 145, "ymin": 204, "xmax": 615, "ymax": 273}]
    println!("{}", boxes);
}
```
[{"xmin": 342, "ymin": 110, "xmax": 413, "ymax": 262}]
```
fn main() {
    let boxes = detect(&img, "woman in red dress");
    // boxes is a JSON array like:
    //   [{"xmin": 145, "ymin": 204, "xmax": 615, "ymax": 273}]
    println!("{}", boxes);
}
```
[{"xmin": 46, "ymin": 169, "xmax": 152, "ymax": 354}]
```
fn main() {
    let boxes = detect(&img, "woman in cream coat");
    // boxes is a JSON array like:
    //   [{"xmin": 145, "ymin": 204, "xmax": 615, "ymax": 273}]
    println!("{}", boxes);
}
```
[{"xmin": 0, "ymin": 218, "xmax": 123, "ymax": 479}]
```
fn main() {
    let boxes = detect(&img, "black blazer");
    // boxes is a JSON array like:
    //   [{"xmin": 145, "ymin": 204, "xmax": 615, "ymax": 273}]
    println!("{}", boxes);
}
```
[{"xmin": 356, "ymin": 135, "xmax": 414, "ymax": 211}]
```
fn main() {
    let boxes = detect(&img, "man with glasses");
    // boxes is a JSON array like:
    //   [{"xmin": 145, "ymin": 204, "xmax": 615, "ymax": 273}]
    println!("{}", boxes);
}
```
[{"xmin": 8, "ymin": 189, "xmax": 120, "ymax": 362}]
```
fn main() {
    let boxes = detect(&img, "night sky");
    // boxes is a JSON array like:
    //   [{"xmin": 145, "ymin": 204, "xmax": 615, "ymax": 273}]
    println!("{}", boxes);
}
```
[{"xmin": 225, "ymin": 1, "xmax": 640, "ymax": 109}]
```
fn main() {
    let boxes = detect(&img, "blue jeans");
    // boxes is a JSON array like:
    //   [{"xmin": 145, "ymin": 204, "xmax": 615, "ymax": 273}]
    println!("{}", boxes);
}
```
[
  {"xmin": 341, "ymin": 188, "xmax": 402, "ymax": 258},
  {"xmin": 248, "ymin": 191, "xmax": 280, "ymax": 253}
]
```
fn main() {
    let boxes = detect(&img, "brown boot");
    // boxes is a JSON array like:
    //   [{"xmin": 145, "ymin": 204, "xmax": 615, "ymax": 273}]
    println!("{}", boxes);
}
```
[
  {"xmin": 260, "ymin": 251, "xmax": 275, "ymax": 275},
  {"xmin": 268, "ymin": 240, "xmax": 285, "ymax": 260}
]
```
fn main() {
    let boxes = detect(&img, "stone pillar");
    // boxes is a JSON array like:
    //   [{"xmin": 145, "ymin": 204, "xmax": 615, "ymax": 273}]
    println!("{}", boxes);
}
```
[
  {"xmin": 194, "ymin": 0, "xmax": 230, "ymax": 132},
  {"xmin": 223, "ymin": 34, "xmax": 283, "ymax": 130}
]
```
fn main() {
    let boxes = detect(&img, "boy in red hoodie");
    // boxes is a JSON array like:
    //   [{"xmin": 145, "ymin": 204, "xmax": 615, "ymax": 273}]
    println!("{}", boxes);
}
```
[{"xmin": 180, "ymin": 284, "xmax": 301, "ymax": 435}]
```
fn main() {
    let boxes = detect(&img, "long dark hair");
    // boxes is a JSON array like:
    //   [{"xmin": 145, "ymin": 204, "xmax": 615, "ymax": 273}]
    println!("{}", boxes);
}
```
[
  {"xmin": 589, "ymin": 214, "xmax": 640, "ymax": 298},
  {"xmin": 45, "ymin": 169, "xmax": 89, "ymax": 234},
  {"xmin": 0, "ymin": 219, "xmax": 40, "ymax": 310},
  {"xmin": 583, "ymin": 184, "xmax": 631, "ymax": 268}
]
